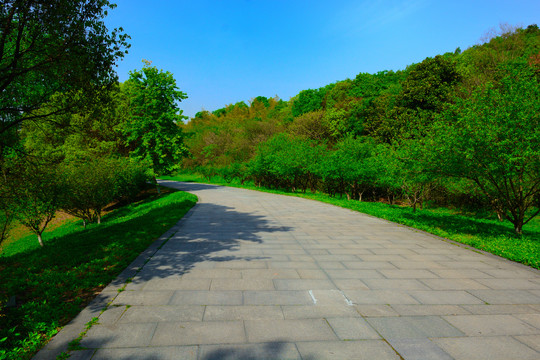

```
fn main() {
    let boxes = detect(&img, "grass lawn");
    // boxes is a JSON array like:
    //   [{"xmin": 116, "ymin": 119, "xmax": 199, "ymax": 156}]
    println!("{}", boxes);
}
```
[
  {"xmin": 0, "ymin": 186, "xmax": 197, "ymax": 360},
  {"xmin": 161, "ymin": 173, "xmax": 540, "ymax": 270}
]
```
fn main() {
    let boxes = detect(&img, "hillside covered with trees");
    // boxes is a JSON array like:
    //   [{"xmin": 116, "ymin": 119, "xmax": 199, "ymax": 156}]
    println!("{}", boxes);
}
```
[{"xmin": 181, "ymin": 24, "xmax": 540, "ymax": 235}]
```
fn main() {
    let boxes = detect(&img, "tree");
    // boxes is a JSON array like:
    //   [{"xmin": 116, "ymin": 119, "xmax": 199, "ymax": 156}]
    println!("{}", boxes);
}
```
[
  {"xmin": 0, "ymin": 0, "xmax": 129, "ymax": 138},
  {"xmin": 122, "ymin": 61, "xmax": 188, "ymax": 175},
  {"xmin": 430, "ymin": 61, "xmax": 540, "ymax": 234},
  {"xmin": 12, "ymin": 161, "xmax": 63, "ymax": 247}
]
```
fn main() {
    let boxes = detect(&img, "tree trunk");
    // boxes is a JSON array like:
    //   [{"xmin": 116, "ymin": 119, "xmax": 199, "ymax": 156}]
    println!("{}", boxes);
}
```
[
  {"xmin": 37, "ymin": 233, "xmax": 44, "ymax": 247},
  {"xmin": 514, "ymin": 222, "xmax": 523, "ymax": 235}
]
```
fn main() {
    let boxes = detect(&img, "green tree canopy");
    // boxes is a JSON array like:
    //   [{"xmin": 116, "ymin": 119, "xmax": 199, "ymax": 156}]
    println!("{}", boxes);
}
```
[
  {"xmin": 430, "ymin": 60, "xmax": 540, "ymax": 234},
  {"xmin": 0, "ymin": 0, "xmax": 129, "ymax": 139},
  {"xmin": 122, "ymin": 61, "xmax": 188, "ymax": 175}
]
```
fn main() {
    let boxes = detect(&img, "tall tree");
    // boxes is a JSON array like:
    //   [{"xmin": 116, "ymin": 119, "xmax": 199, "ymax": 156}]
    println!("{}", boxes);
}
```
[
  {"xmin": 122, "ymin": 61, "xmax": 188, "ymax": 175},
  {"xmin": 0, "ymin": 0, "xmax": 129, "ymax": 139}
]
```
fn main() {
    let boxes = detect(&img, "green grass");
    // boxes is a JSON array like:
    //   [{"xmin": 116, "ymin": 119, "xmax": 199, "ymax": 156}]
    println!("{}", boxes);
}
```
[
  {"xmin": 0, "ymin": 186, "xmax": 197, "ymax": 360},
  {"xmin": 162, "ymin": 172, "xmax": 540, "ymax": 270}
]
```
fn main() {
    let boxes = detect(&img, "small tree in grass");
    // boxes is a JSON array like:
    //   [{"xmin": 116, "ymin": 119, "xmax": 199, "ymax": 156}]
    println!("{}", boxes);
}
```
[
  {"xmin": 61, "ymin": 158, "xmax": 117, "ymax": 226},
  {"xmin": 13, "ymin": 163, "xmax": 63, "ymax": 247}
]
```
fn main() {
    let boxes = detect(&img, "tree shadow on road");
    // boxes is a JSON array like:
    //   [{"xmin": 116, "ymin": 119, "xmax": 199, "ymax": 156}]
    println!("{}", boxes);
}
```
[{"xmin": 126, "ymin": 201, "xmax": 292, "ymax": 282}]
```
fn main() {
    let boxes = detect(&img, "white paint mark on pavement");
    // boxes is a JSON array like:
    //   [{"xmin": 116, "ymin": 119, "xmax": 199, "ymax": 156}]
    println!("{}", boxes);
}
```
[
  {"xmin": 309, "ymin": 290, "xmax": 318, "ymax": 304},
  {"xmin": 339, "ymin": 290, "xmax": 354, "ymax": 306}
]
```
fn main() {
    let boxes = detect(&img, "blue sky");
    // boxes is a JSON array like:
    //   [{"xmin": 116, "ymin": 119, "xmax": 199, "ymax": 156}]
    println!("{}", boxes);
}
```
[{"xmin": 105, "ymin": 0, "xmax": 540, "ymax": 119}]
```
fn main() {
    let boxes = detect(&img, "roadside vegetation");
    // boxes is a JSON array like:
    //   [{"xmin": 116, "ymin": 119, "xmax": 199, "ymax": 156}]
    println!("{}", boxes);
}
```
[
  {"xmin": 163, "ymin": 172, "xmax": 540, "ymax": 270},
  {"xmin": 180, "ymin": 24, "xmax": 540, "ymax": 237},
  {"xmin": 1, "ymin": 0, "xmax": 538, "ymax": 357},
  {"xmin": 0, "ymin": 186, "xmax": 196, "ymax": 359}
]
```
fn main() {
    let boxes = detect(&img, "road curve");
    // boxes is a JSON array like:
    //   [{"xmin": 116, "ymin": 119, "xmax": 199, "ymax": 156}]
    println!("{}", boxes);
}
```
[{"xmin": 36, "ymin": 181, "xmax": 540, "ymax": 360}]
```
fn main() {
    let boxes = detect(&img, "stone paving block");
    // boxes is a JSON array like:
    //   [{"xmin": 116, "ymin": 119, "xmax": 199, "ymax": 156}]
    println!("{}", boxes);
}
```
[
  {"xmin": 419, "ymin": 278, "xmax": 488, "ymax": 290},
  {"xmin": 119, "ymin": 305, "xmax": 205, "ymax": 323},
  {"xmin": 296, "ymin": 269, "xmax": 329, "ymax": 279},
  {"xmin": 269, "ymin": 261, "xmax": 319, "ymax": 269},
  {"xmin": 390, "ymin": 261, "xmax": 446, "ymax": 270},
  {"xmin": 460, "ymin": 304, "xmax": 537, "ymax": 315},
  {"xmin": 327, "ymin": 317, "xmax": 381, "ymax": 340},
  {"xmin": 316, "ymin": 261, "xmax": 347, "ymax": 270},
  {"xmin": 344, "ymin": 290, "xmax": 420, "ymax": 305},
  {"xmin": 387, "ymin": 338, "xmax": 454, "ymax": 360},
  {"xmin": 241, "ymin": 268, "xmax": 300, "ymax": 279},
  {"xmin": 199, "ymin": 342, "xmax": 301, "ymax": 360},
  {"xmin": 443, "ymin": 314, "xmax": 539, "ymax": 336},
  {"xmin": 433, "ymin": 336, "xmax": 540, "ymax": 360},
  {"xmin": 181, "ymin": 269, "xmax": 241, "ymax": 279},
  {"xmin": 409, "ymin": 291, "xmax": 484, "ymax": 305},
  {"xmin": 363, "ymin": 279, "xmax": 430, "ymax": 290},
  {"xmin": 329, "ymin": 248, "xmax": 373, "ymax": 255},
  {"xmin": 429, "ymin": 269, "xmax": 492, "ymax": 279},
  {"xmin": 151, "ymin": 321, "xmax": 246, "ymax": 346},
  {"xmin": 468, "ymin": 289, "xmax": 540, "ymax": 304},
  {"xmin": 286, "ymin": 255, "xmax": 313, "ymax": 262},
  {"xmin": 142, "ymin": 278, "xmax": 212, "ymax": 291},
  {"xmin": 514, "ymin": 335, "xmax": 540, "ymax": 352},
  {"xmin": 282, "ymin": 305, "xmax": 360, "ymax": 319},
  {"xmin": 476, "ymin": 278, "xmax": 540, "ymax": 290},
  {"xmin": 203, "ymin": 305, "xmax": 284, "ymax": 321},
  {"xmin": 333, "ymin": 279, "xmax": 370, "ymax": 290},
  {"xmin": 273, "ymin": 279, "xmax": 337, "ymax": 290},
  {"xmin": 437, "ymin": 261, "xmax": 495, "ymax": 269},
  {"xmin": 113, "ymin": 290, "xmax": 174, "ymax": 306},
  {"xmin": 91, "ymin": 346, "xmax": 198, "ymax": 360},
  {"xmin": 343, "ymin": 261, "xmax": 397, "ymax": 269},
  {"xmin": 214, "ymin": 260, "xmax": 268, "ymax": 269},
  {"xmin": 311, "ymin": 254, "xmax": 358, "ymax": 262},
  {"xmin": 295, "ymin": 340, "xmax": 401, "ymax": 360},
  {"xmin": 358, "ymin": 254, "xmax": 408, "ymax": 262},
  {"xmin": 169, "ymin": 291, "xmax": 243, "ymax": 305},
  {"xmin": 244, "ymin": 290, "xmax": 313, "ymax": 305},
  {"xmin": 391, "ymin": 305, "xmax": 470, "ymax": 316},
  {"xmin": 356, "ymin": 305, "xmax": 400, "ymax": 317},
  {"xmin": 379, "ymin": 269, "xmax": 439, "ymax": 279},
  {"xmin": 97, "ymin": 305, "xmax": 126, "ymax": 325},
  {"xmin": 366, "ymin": 316, "xmax": 464, "ymax": 339},
  {"xmin": 325, "ymin": 269, "xmax": 384, "ymax": 279},
  {"xmin": 210, "ymin": 278, "xmax": 275, "ymax": 290},
  {"xmin": 80, "ymin": 323, "xmax": 157, "ymax": 348},
  {"xmin": 245, "ymin": 319, "xmax": 337, "ymax": 342},
  {"xmin": 482, "ymin": 268, "xmax": 539, "ymax": 278}
]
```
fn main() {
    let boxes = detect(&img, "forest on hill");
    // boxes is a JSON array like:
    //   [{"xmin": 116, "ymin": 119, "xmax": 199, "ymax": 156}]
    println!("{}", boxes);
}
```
[{"xmin": 180, "ymin": 25, "xmax": 540, "ymax": 235}]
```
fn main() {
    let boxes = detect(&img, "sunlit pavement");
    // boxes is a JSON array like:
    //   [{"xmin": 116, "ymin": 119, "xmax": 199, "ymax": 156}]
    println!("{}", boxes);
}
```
[{"xmin": 35, "ymin": 181, "xmax": 540, "ymax": 360}]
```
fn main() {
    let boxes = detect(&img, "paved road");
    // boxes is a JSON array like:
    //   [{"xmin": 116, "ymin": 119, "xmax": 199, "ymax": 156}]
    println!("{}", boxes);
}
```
[{"xmin": 36, "ymin": 181, "xmax": 540, "ymax": 360}]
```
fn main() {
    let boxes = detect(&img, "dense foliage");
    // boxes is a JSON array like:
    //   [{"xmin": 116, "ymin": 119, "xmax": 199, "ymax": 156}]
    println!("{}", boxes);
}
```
[
  {"xmin": 0, "ymin": 2, "xmax": 189, "ymax": 357},
  {"xmin": 181, "ymin": 25, "xmax": 540, "ymax": 235}
]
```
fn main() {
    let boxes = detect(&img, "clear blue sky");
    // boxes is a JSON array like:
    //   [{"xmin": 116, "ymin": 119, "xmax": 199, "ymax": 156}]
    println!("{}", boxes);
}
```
[{"xmin": 105, "ymin": 0, "xmax": 540, "ymax": 119}]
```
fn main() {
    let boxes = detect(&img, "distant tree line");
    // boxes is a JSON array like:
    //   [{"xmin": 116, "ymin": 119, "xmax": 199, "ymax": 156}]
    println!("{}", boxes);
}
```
[{"xmin": 181, "ymin": 25, "xmax": 540, "ymax": 234}]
